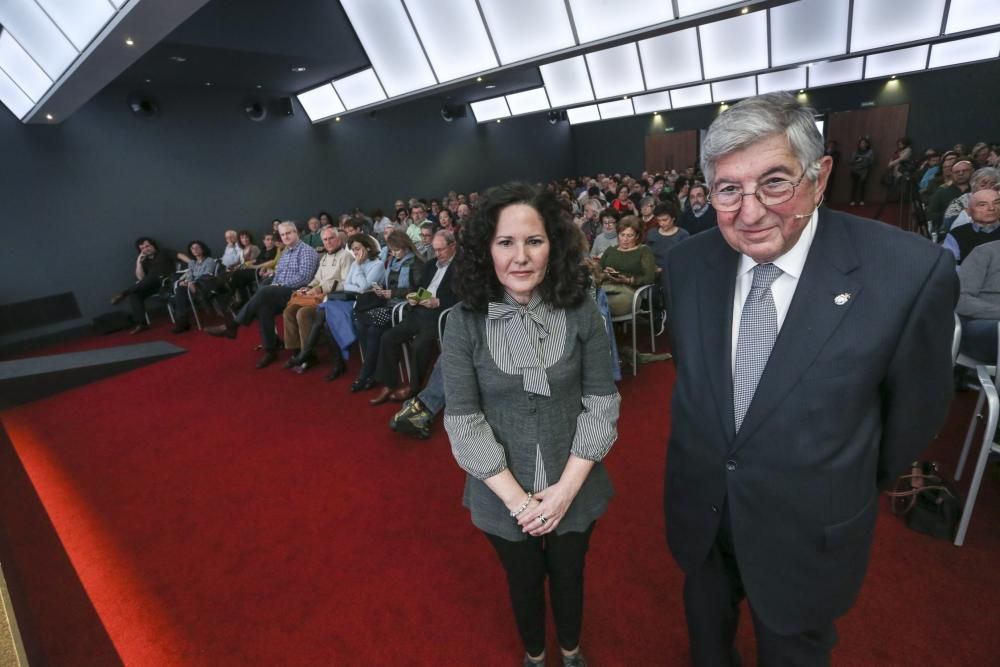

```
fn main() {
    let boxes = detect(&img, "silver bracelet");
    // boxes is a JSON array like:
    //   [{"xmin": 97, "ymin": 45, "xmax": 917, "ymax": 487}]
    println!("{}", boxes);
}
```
[{"xmin": 510, "ymin": 492, "xmax": 534, "ymax": 518}]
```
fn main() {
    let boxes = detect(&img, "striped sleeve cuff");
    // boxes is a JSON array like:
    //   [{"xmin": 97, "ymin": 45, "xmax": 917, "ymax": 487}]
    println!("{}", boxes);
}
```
[
  {"xmin": 444, "ymin": 412, "xmax": 508, "ymax": 480},
  {"xmin": 570, "ymin": 393, "xmax": 621, "ymax": 462}
]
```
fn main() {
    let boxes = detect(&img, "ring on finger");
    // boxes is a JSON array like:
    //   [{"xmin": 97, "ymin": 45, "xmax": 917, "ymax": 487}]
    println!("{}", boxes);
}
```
[{"xmin": 539, "ymin": 515, "xmax": 548, "ymax": 524}]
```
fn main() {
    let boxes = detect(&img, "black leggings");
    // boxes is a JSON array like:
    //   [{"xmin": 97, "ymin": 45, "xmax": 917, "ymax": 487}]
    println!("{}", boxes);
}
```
[{"xmin": 484, "ymin": 523, "xmax": 594, "ymax": 657}]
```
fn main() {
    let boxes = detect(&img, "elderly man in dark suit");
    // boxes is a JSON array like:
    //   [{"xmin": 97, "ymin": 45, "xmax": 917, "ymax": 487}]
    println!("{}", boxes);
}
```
[{"xmin": 664, "ymin": 92, "xmax": 957, "ymax": 666}]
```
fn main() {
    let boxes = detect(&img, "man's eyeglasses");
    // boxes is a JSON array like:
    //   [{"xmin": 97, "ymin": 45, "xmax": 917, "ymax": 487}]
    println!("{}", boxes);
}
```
[
  {"xmin": 972, "ymin": 199, "xmax": 1000, "ymax": 210},
  {"xmin": 709, "ymin": 170, "xmax": 810, "ymax": 212}
]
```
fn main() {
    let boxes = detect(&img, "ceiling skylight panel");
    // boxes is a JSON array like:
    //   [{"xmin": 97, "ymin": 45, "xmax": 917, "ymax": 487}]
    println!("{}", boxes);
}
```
[
  {"xmin": 568, "ymin": 0, "xmax": 675, "ymax": 44},
  {"xmin": 505, "ymin": 88, "xmax": 550, "ymax": 115},
  {"xmin": 598, "ymin": 99, "xmax": 635, "ymax": 120},
  {"xmin": 0, "ymin": 2, "xmax": 76, "ymax": 80},
  {"xmin": 0, "ymin": 65, "xmax": 33, "ymax": 119},
  {"xmin": 850, "ymin": 0, "xmax": 945, "ymax": 52},
  {"xmin": 676, "ymin": 0, "xmax": 742, "ymax": 16},
  {"xmin": 470, "ymin": 97, "xmax": 510, "ymax": 123},
  {"xmin": 402, "ymin": 0, "xmax": 497, "ymax": 82},
  {"xmin": 585, "ymin": 44, "xmax": 645, "ymax": 100},
  {"xmin": 807, "ymin": 57, "xmax": 863, "ymax": 86},
  {"xmin": 339, "ymin": 0, "xmax": 436, "ymax": 97},
  {"xmin": 945, "ymin": 0, "xmax": 1000, "ymax": 34},
  {"xmin": 109, "ymin": 0, "xmax": 129, "ymax": 7},
  {"xmin": 540, "ymin": 56, "xmax": 594, "ymax": 107},
  {"xmin": 929, "ymin": 33, "xmax": 1000, "ymax": 68},
  {"xmin": 333, "ymin": 69, "xmax": 386, "ymax": 110},
  {"xmin": 296, "ymin": 83, "xmax": 345, "ymax": 122},
  {"xmin": 566, "ymin": 105, "xmax": 600, "ymax": 125},
  {"xmin": 638, "ymin": 29, "xmax": 702, "ymax": 89},
  {"xmin": 699, "ymin": 12, "xmax": 768, "ymax": 79},
  {"xmin": 670, "ymin": 83, "xmax": 712, "ymax": 108},
  {"xmin": 711, "ymin": 76, "xmax": 756, "ymax": 102},
  {"xmin": 864, "ymin": 45, "xmax": 929, "ymax": 78},
  {"xmin": 756, "ymin": 67, "xmax": 806, "ymax": 94},
  {"xmin": 34, "ymin": 0, "xmax": 115, "ymax": 52},
  {"xmin": 632, "ymin": 91, "xmax": 671, "ymax": 113},
  {"xmin": 770, "ymin": 0, "xmax": 849, "ymax": 67},
  {"xmin": 478, "ymin": 0, "xmax": 575, "ymax": 64},
  {"xmin": 0, "ymin": 31, "xmax": 52, "ymax": 103}
]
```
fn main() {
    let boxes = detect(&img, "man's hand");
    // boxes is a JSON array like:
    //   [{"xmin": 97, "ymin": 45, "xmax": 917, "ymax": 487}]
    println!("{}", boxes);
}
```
[{"xmin": 419, "ymin": 297, "xmax": 440, "ymax": 309}]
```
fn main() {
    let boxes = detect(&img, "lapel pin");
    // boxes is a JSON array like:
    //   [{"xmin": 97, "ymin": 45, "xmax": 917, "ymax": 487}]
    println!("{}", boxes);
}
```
[{"xmin": 834, "ymin": 292, "xmax": 852, "ymax": 306}]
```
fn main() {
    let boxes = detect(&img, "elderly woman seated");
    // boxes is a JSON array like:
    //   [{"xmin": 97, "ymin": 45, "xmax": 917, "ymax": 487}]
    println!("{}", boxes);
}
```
[
  {"xmin": 599, "ymin": 215, "xmax": 656, "ymax": 317},
  {"xmin": 351, "ymin": 230, "xmax": 425, "ymax": 392}
]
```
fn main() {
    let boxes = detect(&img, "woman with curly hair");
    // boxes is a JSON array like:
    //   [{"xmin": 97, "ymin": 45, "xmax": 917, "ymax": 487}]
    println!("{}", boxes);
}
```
[{"xmin": 443, "ymin": 182, "xmax": 621, "ymax": 667}]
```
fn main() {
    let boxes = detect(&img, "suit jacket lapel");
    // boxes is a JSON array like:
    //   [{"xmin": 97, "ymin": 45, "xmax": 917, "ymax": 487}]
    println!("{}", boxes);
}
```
[
  {"xmin": 731, "ymin": 209, "xmax": 862, "ymax": 452},
  {"xmin": 697, "ymin": 236, "xmax": 740, "ymax": 443}
]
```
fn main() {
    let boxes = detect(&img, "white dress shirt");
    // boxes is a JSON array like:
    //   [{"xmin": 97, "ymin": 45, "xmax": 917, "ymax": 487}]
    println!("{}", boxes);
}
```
[{"xmin": 731, "ymin": 210, "xmax": 818, "ymax": 374}]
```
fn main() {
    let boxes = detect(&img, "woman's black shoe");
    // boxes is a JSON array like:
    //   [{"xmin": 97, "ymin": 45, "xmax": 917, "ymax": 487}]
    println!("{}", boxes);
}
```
[
  {"xmin": 350, "ymin": 376, "xmax": 375, "ymax": 392},
  {"xmin": 325, "ymin": 358, "xmax": 346, "ymax": 381}
]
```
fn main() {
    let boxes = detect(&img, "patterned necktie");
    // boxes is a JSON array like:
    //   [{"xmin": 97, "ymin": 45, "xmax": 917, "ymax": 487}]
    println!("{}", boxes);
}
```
[
  {"xmin": 733, "ymin": 263, "xmax": 783, "ymax": 432},
  {"xmin": 487, "ymin": 301, "xmax": 551, "ymax": 396}
]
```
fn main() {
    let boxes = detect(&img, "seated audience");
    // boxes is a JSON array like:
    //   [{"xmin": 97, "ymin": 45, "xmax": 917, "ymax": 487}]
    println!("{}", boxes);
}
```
[
  {"xmin": 611, "ymin": 185, "xmax": 635, "ymax": 214},
  {"xmin": 638, "ymin": 196, "xmax": 657, "ymax": 233},
  {"xmin": 456, "ymin": 202, "xmax": 472, "ymax": 227},
  {"xmin": 406, "ymin": 203, "xmax": 429, "ymax": 243},
  {"xmin": 220, "ymin": 229, "xmax": 244, "ymax": 270},
  {"xmin": 415, "ymin": 223, "xmax": 435, "ymax": 262},
  {"xmin": 371, "ymin": 208, "xmax": 393, "ymax": 236},
  {"xmin": 205, "ymin": 221, "xmax": 319, "ymax": 369},
  {"xmin": 239, "ymin": 230, "xmax": 260, "ymax": 264},
  {"xmin": 943, "ymin": 167, "xmax": 1000, "ymax": 232},
  {"xmin": 171, "ymin": 240, "xmax": 219, "ymax": 333},
  {"xmin": 943, "ymin": 188, "xmax": 1000, "ymax": 265},
  {"xmin": 928, "ymin": 159, "xmax": 973, "ymax": 233},
  {"xmin": 645, "ymin": 201, "xmax": 689, "ymax": 298},
  {"xmin": 957, "ymin": 239, "xmax": 1000, "ymax": 362},
  {"xmin": 369, "ymin": 230, "xmax": 458, "ymax": 404},
  {"xmin": 589, "ymin": 208, "xmax": 620, "ymax": 259},
  {"xmin": 352, "ymin": 230, "xmax": 425, "ymax": 391},
  {"xmin": 679, "ymin": 182, "xmax": 716, "ymax": 235},
  {"xmin": 599, "ymin": 216, "xmax": 656, "ymax": 317},
  {"xmin": 300, "ymin": 217, "xmax": 322, "ymax": 248},
  {"xmin": 283, "ymin": 228, "xmax": 352, "ymax": 371},
  {"xmin": 436, "ymin": 208, "xmax": 458, "ymax": 235},
  {"xmin": 110, "ymin": 236, "xmax": 179, "ymax": 334}
]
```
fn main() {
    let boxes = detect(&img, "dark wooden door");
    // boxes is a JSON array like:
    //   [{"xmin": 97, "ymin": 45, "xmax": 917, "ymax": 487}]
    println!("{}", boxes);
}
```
[
  {"xmin": 645, "ymin": 130, "xmax": 699, "ymax": 174},
  {"xmin": 826, "ymin": 104, "xmax": 909, "ymax": 204}
]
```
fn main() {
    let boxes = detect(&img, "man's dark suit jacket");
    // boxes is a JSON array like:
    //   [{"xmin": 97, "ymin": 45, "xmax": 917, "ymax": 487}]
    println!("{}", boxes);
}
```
[
  {"xmin": 412, "ymin": 258, "xmax": 458, "ymax": 323},
  {"xmin": 664, "ymin": 207, "xmax": 957, "ymax": 635}
]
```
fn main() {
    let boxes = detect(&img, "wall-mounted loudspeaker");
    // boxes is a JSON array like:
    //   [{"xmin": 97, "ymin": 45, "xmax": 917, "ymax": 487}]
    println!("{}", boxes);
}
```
[
  {"xmin": 547, "ymin": 110, "xmax": 566, "ymax": 124},
  {"xmin": 243, "ymin": 98, "xmax": 268, "ymax": 122},
  {"xmin": 127, "ymin": 91, "xmax": 159, "ymax": 119},
  {"xmin": 440, "ymin": 103, "xmax": 467, "ymax": 122},
  {"xmin": 279, "ymin": 97, "xmax": 294, "ymax": 116}
]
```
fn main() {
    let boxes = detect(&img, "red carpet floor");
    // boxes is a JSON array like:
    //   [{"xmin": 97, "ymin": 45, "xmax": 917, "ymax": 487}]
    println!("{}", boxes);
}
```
[{"xmin": 1, "ymin": 321, "xmax": 998, "ymax": 666}]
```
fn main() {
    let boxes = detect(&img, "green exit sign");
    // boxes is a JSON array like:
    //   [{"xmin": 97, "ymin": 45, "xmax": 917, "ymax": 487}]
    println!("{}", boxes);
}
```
[
  {"xmin": 664, "ymin": 126, "xmax": 675, "ymax": 132},
  {"xmin": 860, "ymin": 101, "xmax": 876, "ymax": 108}
]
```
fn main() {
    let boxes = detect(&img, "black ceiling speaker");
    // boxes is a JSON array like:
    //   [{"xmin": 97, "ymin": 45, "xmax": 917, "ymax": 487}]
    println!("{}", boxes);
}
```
[
  {"xmin": 279, "ymin": 97, "xmax": 294, "ymax": 116},
  {"xmin": 127, "ymin": 91, "xmax": 159, "ymax": 119},
  {"xmin": 440, "ymin": 103, "xmax": 467, "ymax": 122},
  {"xmin": 547, "ymin": 110, "xmax": 566, "ymax": 124},
  {"xmin": 243, "ymin": 97, "xmax": 268, "ymax": 122}
]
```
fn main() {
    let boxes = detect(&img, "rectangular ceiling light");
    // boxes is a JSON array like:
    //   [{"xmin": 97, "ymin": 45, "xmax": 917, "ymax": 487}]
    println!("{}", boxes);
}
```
[
  {"xmin": 770, "ymin": 0, "xmax": 849, "ymax": 67},
  {"xmin": 677, "ymin": 0, "xmax": 741, "ymax": 16},
  {"xmin": 470, "ymin": 97, "xmax": 510, "ymax": 123},
  {"xmin": 929, "ymin": 33, "xmax": 1000, "ymax": 68},
  {"xmin": 945, "ymin": 0, "xmax": 1000, "ymax": 34},
  {"xmin": 639, "ymin": 28, "xmax": 702, "ymax": 89},
  {"xmin": 757, "ymin": 67, "xmax": 807, "ymax": 94},
  {"xmin": 0, "ymin": 31, "xmax": 52, "ymax": 102},
  {"xmin": 339, "ymin": 0, "xmax": 436, "ymax": 97},
  {"xmin": 598, "ymin": 98, "xmax": 635, "ymax": 120},
  {"xmin": 807, "ymin": 57, "xmax": 863, "ymax": 86},
  {"xmin": 505, "ymin": 87, "xmax": 550, "ymax": 115},
  {"xmin": 540, "ymin": 56, "xmax": 594, "ymax": 107},
  {"xmin": 670, "ymin": 83, "xmax": 712, "ymax": 109},
  {"xmin": 632, "ymin": 91, "xmax": 671, "ymax": 114},
  {"xmin": 109, "ymin": 0, "xmax": 128, "ymax": 7},
  {"xmin": 0, "ymin": 66, "xmax": 34, "ymax": 119},
  {"xmin": 585, "ymin": 43, "xmax": 645, "ymax": 100},
  {"xmin": 566, "ymin": 104, "xmax": 600, "ymax": 125},
  {"xmin": 568, "ymin": 0, "xmax": 675, "ymax": 44},
  {"xmin": 296, "ymin": 83, "xmax": 345, "ymax": 122},
  {"xmin": 478, "ymin": 0, "xmax": 575, "ymax": 64},
  {"xmin": 864, "ymin": 45, "xmax": 929, "ymax": 79},
  {"xmin": 711, "ymin": 75, "xmax": 756, "ymax": 103},
  {"xmin": 402, "ymin": 0, "xmax": 497, "ymax": 82},
  {"xmin": 699, "ymin": 11, "xmax": 768, "ymax": 79},
  {"xmin": 850, "ymin": 0, "xmax": 945, "ymax": 52},
  {"xmin": 0, "ymin": 2, "xmax": 77, "ymax": 80},
  {"xmin": 34, "ymin": 0, "xmax": 115, "ymax": 52},
  {"xmin": 332, "ymin": 68, "xmax": 386, "ymax": 110}
]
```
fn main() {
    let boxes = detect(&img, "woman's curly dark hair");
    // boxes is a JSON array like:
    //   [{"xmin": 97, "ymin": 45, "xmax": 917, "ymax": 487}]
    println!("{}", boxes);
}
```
[
  {"xmin": 187, "ymin": 240, "xmax": 212, "ymax": 257},
  {"xmin": 454, "ymin": 182, "xmax": 589, "ymax": 312},
  {"xmin": 347, "ymin": 233, "xmax": 379, "ymax": 260}
]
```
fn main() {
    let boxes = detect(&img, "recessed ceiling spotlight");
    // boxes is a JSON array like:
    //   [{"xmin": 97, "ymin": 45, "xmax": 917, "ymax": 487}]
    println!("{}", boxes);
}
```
[
  {"xmin": 485, "ymin": 84, "xmax": 496, "ymax": 89},
  {"xmin": 476, "ymin": 76, "xmax": 482, "ymax": 82},
  {"xmin": 256, "ymin": 84, "xmax": 262, "ymax": 89},
  {"xmin": 653, "ymin": 111, "xmax": 660, "ymax": 116},
  {"xmin": 205, "ymin": 81, "xmax": 212, "ymax": 86},
  {"xmin": 169, "ymin": 55, "xmax": 186, "ymax": 63},
  {"xmin": 336, "ymin": 116, "xmax": 341, "ymax": 122},
  {"xmin": 623, "ymin": 95, "xmax": 629, "ymax": 100},
  {"xmin": 145, "ymin": 78, "xmax": 151, "ymax": 83},
  {"xmin": 890, "ymin": 75, "xmax": 897, "ymax": 79},
  {"xmin": 125, "ymin": 37, "xmax": 134, "ymax": 46},
  {"xmin": 741, "ymin": 7, "xmax": 749, "ymax": 14},
  {"xmin": 291, "ymin": 66, "xmax": 307, "ymax": 72},
  {"xmin": 496, "ymin": 119, "xmax": 501, "ymax": 123},
  {"xmin": 45, "ymin": 113, "xmax": 53, "ymax": 120},
  {"xmin": 799, "ymin": 89, "xmax": 805, "ymax": 93}
]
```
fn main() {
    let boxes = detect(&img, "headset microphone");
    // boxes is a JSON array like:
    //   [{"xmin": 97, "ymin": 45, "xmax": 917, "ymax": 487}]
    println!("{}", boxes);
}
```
[{"xmin": 792, "ymin": 194, "xmax": 825, "ymax": 219}]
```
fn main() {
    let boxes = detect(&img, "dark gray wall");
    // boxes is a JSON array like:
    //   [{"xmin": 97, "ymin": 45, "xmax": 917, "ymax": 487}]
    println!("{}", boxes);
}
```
[
  {"xmin": 0, "ymin": 82, "xmax": 574, "ymax": 343},
  {"xmin": 571, "ymin": 58, "xmax": 1000, "ymax": 176}
]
